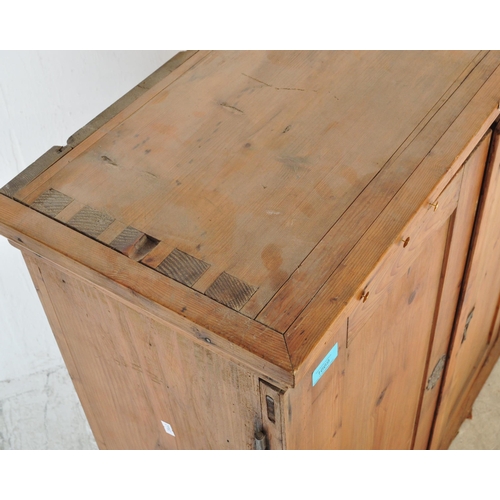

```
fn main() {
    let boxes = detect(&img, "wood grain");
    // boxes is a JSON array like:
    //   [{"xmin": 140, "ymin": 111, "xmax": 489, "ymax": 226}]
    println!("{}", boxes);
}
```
[
  {"xmin": 257, "ymin": 51, "xmax": 500, "ymax": 329},
  {"xmin": 11, "ymin": 52, "xmax": 491, "ymax": 329},
  {"xmin": 0, "ymin": 196, "xmax": 293, "ymax": 387},
  {"xmin": 430, "ymin": 123, "xmax": 500, "ymax": 449},
  {"xmin": 2, "ymin": 51, "xmax": 500, "ymax": 449},
  {"xmin": 285, "ymin": 63, "xmax": 500, "ymax": 369},
  {"xmin": 13, "ymin": 50, "xmax": 210, "ymax": 203},
  {"xmin": 67, "ymin": 205, "xmax": 115, "ymax": 239},
  {"xmin": 205, "ymin": 272, "xmax": 257, "ymax": 311},
  {"xmin": 5, "ymin": 52, "xmax": 500, "ymax": 373},
  {"xmin": 109, "ymin": 226, "xmax": 144, "ymax": 253},
  {"xmin": 30, "ymin": 188, "xmax": 74, "ymax": 218},
  {"xmin": 283, "ymin": 312, "xmax": 347, "ymax": 449},
  {"xmin": 0, "ymin": 51, "xmax": 198, "ymax": 200},
  {"xmin": 412, "ymin": 132, "xmax": 492, "ymax": 449},
  {"xmin": 24, "ymin": 253, "xmax": 264, "ymax": 449},
  {"xmin": 434, "ymin": 329, "xmax": 500, "ymax": 449},
  {"xmin": 66, "ymin": 51, "xmax": 199, "ymax": 147},
  {"xmin": 283, "ymin": 134, "xmax": 493, "ymax": 449},
  {"xmin": 339, "ymin": 189, "xmax": 453, "ymax": 449},
  {"xmin": 22, "ymin": 251, "xmax": 108, "ymax": 449},
  {"xmin": 109, "ymin": 226, "xmax": 159, "ymax": 261},
  {"xmin": 156, "ymin": 248, "xmax": 210, "ymax": 287}
]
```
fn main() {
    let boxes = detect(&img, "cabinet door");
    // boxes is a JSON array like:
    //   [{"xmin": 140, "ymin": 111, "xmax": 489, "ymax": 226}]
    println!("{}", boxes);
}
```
[
  {"xmin": 430, "ymin": 124, "xmax": 500, "ymax": 449},
  {"xmin": 341, "ymin": 134, "xmax": 491, "ymax": 449},
  {"xmin": 413, "ymin": 132, "xmax": 492, "ymax": 449}
]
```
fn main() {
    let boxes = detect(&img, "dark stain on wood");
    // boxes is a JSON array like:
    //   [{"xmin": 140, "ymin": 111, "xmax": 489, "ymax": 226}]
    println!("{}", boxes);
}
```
[
  {"xmin": 101, "ymin": 155, "xmax": 117, "ymax": 166},
  {"xmin": 408, "ymin": 290, "xmax": 417, "ymax": 304},
  {"xmin": 277, "ymin": 156, "xmax": 310, "ymax": 177},
  {"xmin": 156, "ymin": 248, "xmax": 210, "ymax": 287},
  {"xmin": 205, "ymin": 272, "xmax": 258, "ymax": 311},
  {"xmin": 261, "ymin": 243, "xmax": 283, "ymax": 271},
  {"xmin": 110, "ymin": 226, "xmax": 144, "ymax": 253},
  {"xmin": 67, "ymin": 206, "xmax": 115, "ymax": 238},
  {"xmin": 110, "ymin": 226, "xmax": 159, "ymax": 261},
  {"xmin": 30, "ymin": 188, "xmax": 74, "ymax": 218},
  {"xmin": 219, "ymin": 102, "xmax": 244, "ymax": 114},
  {"xmin": 376, "ymin": 385, "xmax": 389, "ymax": 407}
]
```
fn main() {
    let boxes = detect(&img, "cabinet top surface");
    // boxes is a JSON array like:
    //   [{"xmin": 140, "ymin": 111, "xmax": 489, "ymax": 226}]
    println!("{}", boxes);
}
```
[{"xmin": 2, "ymin": 50, "xmax": 500, "ymax": 379}]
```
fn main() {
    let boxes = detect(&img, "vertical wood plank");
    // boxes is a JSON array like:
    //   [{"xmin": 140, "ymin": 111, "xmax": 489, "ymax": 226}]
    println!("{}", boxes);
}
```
[
  {"xmin": 283, "ymin": 313, "xmax": 347, "ymax": 449},
  {"xmin": 22, "ymin": 251, "xmax": 107, "ymax": 449}
]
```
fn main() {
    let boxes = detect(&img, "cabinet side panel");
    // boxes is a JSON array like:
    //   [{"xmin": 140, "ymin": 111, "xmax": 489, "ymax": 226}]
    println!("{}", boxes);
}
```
[
  {"xmin": 22, "ymin": 252, "xmax": 107, "ymax": 449},
  {"xmin": 23, "ymin": 253, "xmax": 262, "ymax": 449}
]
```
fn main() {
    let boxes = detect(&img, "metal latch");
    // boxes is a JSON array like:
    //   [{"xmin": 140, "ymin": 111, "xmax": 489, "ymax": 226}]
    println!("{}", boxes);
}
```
[{"xmin": 266, "ymin": 395, "xmax": 276, "ymax": 423}]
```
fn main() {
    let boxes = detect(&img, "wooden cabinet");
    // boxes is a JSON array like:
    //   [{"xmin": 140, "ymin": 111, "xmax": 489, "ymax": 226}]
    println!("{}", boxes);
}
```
[{"xmin": 1, "ymin": 51, "xmax": 500, "ymax": 449}]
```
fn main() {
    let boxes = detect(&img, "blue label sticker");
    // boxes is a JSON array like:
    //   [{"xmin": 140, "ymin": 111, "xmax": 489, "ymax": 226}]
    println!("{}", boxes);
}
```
[{"xmin": 312, "ymin": 343, "xmax": 338, "ymax": 386}]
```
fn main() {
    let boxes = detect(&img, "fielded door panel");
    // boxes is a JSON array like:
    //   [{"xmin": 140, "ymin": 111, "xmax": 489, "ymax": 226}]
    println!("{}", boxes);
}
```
[
  {"xmin": 340, "ymin": 132, "xmax": 491, "ymax": 449},
  {"xmin": 430, "ymin": 124, "xmax": 500, "ymax": 449}
]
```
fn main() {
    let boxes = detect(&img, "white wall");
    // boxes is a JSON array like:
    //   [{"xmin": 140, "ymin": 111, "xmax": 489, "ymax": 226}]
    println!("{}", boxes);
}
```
[{"xmin": 0, "ymin": 50, "xmax": 179, "ymax": 449}]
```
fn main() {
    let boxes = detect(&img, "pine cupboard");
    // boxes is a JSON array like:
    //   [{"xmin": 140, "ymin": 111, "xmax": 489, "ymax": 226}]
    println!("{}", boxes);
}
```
[{"xmin": 1, "ymin": 51, "xmax": 500, "ymax": 449}]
